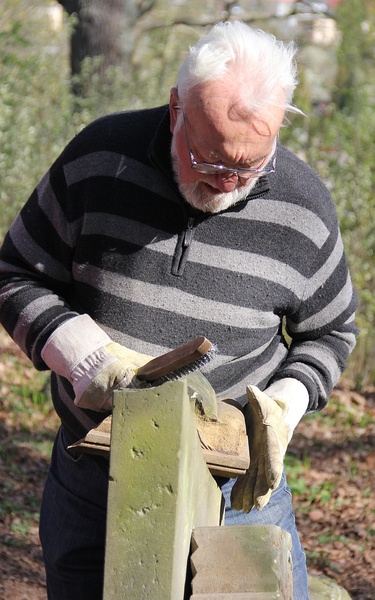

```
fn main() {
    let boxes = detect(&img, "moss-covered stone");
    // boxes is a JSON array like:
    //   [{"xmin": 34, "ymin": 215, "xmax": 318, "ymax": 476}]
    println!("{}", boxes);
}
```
[
  {"xmin": 308, "ymin": 574, "xmax": 352, "ymax": 599},
  {"xmin": 104, "ymin": 380, "xmax": 223, "ymax": 600}
]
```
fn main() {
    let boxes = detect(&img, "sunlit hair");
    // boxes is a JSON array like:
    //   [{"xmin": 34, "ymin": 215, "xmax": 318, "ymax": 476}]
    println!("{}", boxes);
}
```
[{"xmin": 176, "ymin": 20, "xmax": 302, "ymax": 118}]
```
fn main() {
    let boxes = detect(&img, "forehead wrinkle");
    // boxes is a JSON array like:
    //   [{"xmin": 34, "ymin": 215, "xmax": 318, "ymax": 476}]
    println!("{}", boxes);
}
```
[
  {"xmin": 188, "ymin": 117, "xmax": 268, "ymax": 167},
  {"xmin": 188, "ymin": 78, "xmax": 284, "ymax": 138},
  {"xmin": 199, "ymin": 135, "xmax": 268, "ymax": 169},
  {"xmin": 187, "ymin": 126, "xmax": 267, "ymax": 169},
  {"xmin": 185, "ymin": 92, "xmax": 277, "ymax": 167}
]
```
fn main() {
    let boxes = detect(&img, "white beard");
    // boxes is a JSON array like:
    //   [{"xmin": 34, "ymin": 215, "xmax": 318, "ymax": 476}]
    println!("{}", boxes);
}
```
[
  {"xmin": 177, "ymin": 178, "xmax": 257, "ymax": 213},
  {"xmin": 171, "ymin": 139, "xmax": 257, "ymax": 214}
]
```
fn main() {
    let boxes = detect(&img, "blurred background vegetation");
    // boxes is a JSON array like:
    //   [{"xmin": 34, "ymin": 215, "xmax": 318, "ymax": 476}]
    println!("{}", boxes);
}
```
[{"xmin": 0, "ymin": 0, "xmax": 374, "ymax": 388}]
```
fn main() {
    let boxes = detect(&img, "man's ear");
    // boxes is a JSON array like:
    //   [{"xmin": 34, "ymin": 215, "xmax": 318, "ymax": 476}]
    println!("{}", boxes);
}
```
[{"xmin": 169, "ymin": 87, "xmax": 179, "ymax": 133}]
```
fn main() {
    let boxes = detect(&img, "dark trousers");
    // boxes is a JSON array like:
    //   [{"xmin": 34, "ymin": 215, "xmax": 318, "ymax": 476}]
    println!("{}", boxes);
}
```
[{"xmin": 40, "ymin": 427, "xmax": 109, "ymax": 600}]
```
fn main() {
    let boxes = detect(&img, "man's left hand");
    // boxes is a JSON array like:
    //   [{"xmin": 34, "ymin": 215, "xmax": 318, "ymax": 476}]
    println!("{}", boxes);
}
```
[
  {"xmin": 230, "ymin": 385, "xmax": 290, "ymax": 512},
  {"xmin": 231, "ymin": 378, "xmax": 309, "ymax": 512}
]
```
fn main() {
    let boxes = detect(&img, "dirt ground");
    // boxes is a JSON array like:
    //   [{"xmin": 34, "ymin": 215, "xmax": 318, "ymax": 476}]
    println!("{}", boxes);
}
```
[
  {"xmin": 291, "ymin": 383, "xmax": 375, "ymax": 599},
  {"xmin": 0, "ymin": 330, "xmax": 374, "ymax": 599}
]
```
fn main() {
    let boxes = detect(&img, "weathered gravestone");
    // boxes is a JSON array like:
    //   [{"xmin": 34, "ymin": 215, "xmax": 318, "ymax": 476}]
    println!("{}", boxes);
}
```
[{"xmin": 102, "ymin": 379, "xmax": 294, "ymax": 599}]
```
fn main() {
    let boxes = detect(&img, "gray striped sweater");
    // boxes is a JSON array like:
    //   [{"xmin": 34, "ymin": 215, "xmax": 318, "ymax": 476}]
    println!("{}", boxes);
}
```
[{"xmin": 0, "ymin": 106, "xmax": 358, "ymax": 439}]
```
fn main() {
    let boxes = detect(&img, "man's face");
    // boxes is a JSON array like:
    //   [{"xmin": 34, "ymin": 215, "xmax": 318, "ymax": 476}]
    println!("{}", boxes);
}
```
[{"xmin": 169, "ymin": 83, "xmax": 284, "ymax": 213}]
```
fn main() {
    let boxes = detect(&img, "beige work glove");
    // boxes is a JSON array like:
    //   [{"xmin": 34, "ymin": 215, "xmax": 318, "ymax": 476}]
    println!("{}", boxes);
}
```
[
  {"xmin": 231, "ymin": 380, "xmax": 308, "ymax": 513},
  {"xmin": 41, "ymin": 314, "xmax": 153, "ymax": 412}
]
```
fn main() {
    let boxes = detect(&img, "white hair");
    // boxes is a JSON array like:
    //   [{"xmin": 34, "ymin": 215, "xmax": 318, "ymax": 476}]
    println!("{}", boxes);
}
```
[{"xmin": 177, "ymin": 20, "xmax": 301, "ymax": 117}]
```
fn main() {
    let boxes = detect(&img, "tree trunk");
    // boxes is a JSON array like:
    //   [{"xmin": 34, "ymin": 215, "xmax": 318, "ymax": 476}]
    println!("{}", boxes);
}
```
[{"xmin": 57, "ymin": 0, "xmax": 155, "ymax": 94}]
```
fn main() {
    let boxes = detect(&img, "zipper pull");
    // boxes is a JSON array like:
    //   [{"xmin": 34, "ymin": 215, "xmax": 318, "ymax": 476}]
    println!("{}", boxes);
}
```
[{"xmin": 183, "ymin": 217, "xmax": 195, "ymax": 248}]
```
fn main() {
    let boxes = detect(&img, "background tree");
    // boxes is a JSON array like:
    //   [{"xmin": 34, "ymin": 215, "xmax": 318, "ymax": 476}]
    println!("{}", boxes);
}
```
[
  {"xmin": 57, "ymin": 0, "xmax": 333, "ymax": 98},
  {"xmin": 57, "ymin": 0, "xmax": 156, "ymax": 95}
]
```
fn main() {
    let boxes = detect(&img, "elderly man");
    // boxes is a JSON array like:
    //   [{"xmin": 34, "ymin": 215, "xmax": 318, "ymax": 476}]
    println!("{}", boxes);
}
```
[{"xmin": 0, "ymin": 20, "xmax": 357, "ymax": 600}]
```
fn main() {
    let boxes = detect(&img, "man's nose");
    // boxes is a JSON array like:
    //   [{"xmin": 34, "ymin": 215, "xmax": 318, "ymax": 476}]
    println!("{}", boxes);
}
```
[{"xmin": 214, "ymin": 171, "xmax": 240, "ymax": 193}]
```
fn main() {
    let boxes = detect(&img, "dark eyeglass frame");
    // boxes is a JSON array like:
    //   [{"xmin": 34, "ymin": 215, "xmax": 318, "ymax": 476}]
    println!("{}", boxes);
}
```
[{"xmin": 179, "ymin": 107, "xmax": 277, "ymax": 180}]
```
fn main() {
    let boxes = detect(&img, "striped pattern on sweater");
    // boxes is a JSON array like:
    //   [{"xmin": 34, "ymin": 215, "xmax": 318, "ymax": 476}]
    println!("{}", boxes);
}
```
[{"xmin": 0, "ymin": 106, "xmax": 358, "ymax": 438}]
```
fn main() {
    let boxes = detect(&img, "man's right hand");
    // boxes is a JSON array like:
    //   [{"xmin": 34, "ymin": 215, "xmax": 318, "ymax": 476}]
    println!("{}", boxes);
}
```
[
  {"xmin": 41, "ymin": 314, "xmax": 153, "ymax": 412},
  {"xmin": 72, "ymin": 342, "xmax": 153, "ymax": 411}
]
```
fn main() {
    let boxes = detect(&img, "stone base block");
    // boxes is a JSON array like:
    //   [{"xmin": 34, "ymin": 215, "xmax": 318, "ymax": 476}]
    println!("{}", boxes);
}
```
[
  {"xmin": 190, "ymin": 525, "xmax": 293, "ymax": 599},
  {"xmin": 191, "ymin": 594, "xmax": 287, "ymax": 599}
]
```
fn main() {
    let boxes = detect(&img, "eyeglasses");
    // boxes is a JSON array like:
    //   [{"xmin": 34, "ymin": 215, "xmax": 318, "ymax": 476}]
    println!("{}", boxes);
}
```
[{"xmin": 179, "ymin": 107, "xmax": 277, "ymax": 180}]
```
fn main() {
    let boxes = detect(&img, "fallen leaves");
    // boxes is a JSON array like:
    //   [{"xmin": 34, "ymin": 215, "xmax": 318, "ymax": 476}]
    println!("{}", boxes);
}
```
[{"xmin": 289, "ymin": 382, "xmax": 375, "ymax": 599}]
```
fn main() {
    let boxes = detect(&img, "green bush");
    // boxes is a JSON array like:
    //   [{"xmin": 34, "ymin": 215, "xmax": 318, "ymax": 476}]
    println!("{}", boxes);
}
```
[
  {"xmin": 0, "ymin": 2, "xmax": 174, "ymax": 235},
  {"xmin": 0, "ymin": 3, "xmax": 74, "ymax": 233},
  {"xmin": 281, "ymin": 1, "xmax": 375, "ymax": 387}
]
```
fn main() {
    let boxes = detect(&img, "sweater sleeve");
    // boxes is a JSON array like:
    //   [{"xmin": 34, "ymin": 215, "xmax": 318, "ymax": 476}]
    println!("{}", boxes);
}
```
[
  {"xmin": 270, "ymin": 223, "xmax": 359, "ymax": 413},
  {"xmin": 0, "ymin": 152, "xmax": 81, "ymax": 369}
]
